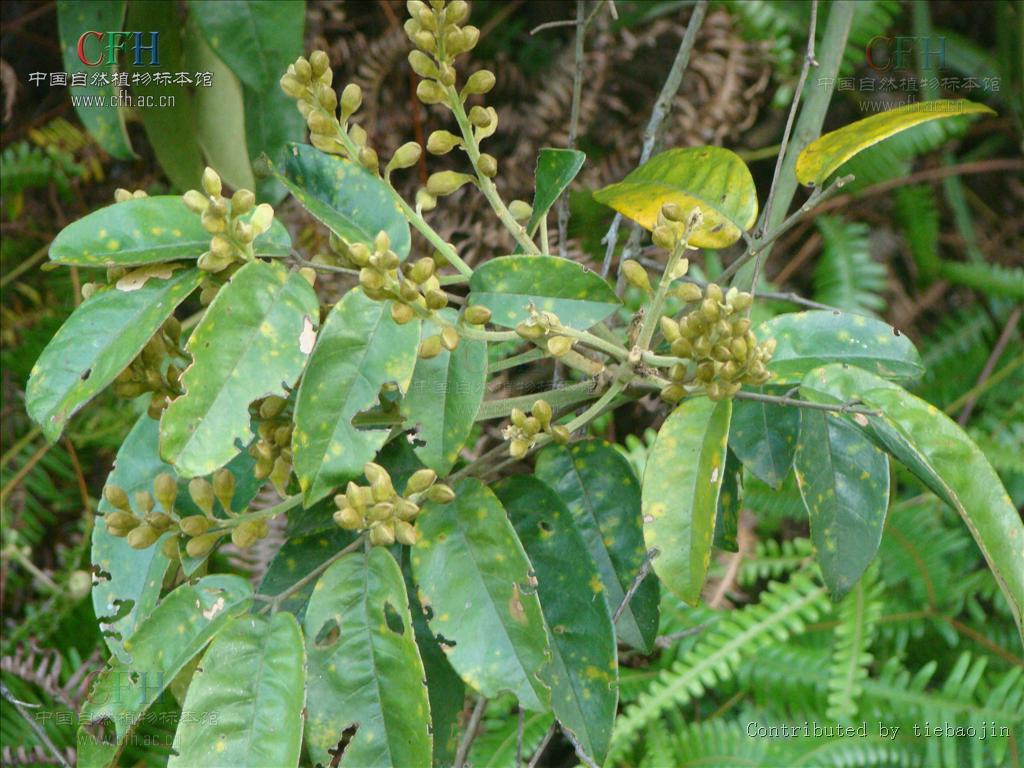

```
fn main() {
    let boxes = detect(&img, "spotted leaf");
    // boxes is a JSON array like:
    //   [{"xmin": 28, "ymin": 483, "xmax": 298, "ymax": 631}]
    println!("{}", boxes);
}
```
[
  {"xmin": 729, "ymin": 386, "xmax": 801, "ymax": 489},
  {"xmin": 258, "ymin": 523, "xmax": 356, "ymax": 619},
  {"xmin": 535, "ymin": 440, "xmax": 659, "ymax": 652},
  {"xmin": 593, "ymin": 146, "xmax": 758, "ymax": 249},
  {"xmin": 467, "ymin": 255, "xmax": 620, "ymax": 330},
  {"xmin": 756, "ymin": 310, "xmax": 923, "ymax": 384},
  {"xmin": 794, "ymin": 410, "xmax": 890, "ymax": 601},
  {"xmin": 292, "ymin": 288, "xmax": 420, "ymax": 505},
  {"xmin": 27, "ymin": 268, "xmax": 202, "ymax": 442},
  {"xmin": 304, "ymin": 548, "xmax": 431, "ymax": 768},
  {"xmin": 642, "ymin": 397, "xmax": 732, "ymax": 605},
  {"xmin": 160, "ymin": 261, "xmax": 319, "ymax": 476},
  {"xmin": 49, "ymin": 196, "xmax": 291, "ymax": 267},
  {"xmin": 411, "ymin": 478, "xmax": 552, "ymax": 711},
  {"xmin": 495, "ymin": 476, "xmax": 617, "ymax": 766}
]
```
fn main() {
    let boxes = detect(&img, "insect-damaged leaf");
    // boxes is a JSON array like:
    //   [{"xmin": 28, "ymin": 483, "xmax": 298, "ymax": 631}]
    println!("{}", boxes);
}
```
[
  {"xmin": 593, "ymin": 146, "xmax": 758, "ymax": 249},
  {"xmin": 642, "ymin": 397, "xmax": 732, "ymax": 605},
  {"xmin": 292, "ymin": 288, "xmax": 420, "ymax": 504},
  {"xmin": 411, "ymin": 478, "xmax": 552, "ymax": 711},
  {"xmin": 49, "ymin": 196, "xmax": 291, "ymax": 267},
  {"xmin": 794, "ymin": 410, "xmax": 890, "ymax": 600},
  {"xmin": 169, "ymin": 612, "xmax": 306, "ymax": 767},
  {"xmin": 525, "ymin": 147, "xmax": 586, "ymax": 241},
  {"xmin": 304, "ymin": 548, "xmax": 431, "ymax": 768},
  {"xmin": 27, "ymin": 268, "xmax": 202, "ymax": 442},
  {"xmin": 796, "ymin": 99, "xmax": 995, "ymax": 187},
  {"xmin": 467, "ymin": 255, "xmax": 620, "ymax": 330},
  {"xmin": 535, "ymin": 440, "xmax": 659, "ymax": 652},
  {"xmin": 160, "ymin": 261, "xmax": 319, "ymax": 476},
  {"xmin": 495, "ymin": 476, "xmax": 617, "ymax": 766}
]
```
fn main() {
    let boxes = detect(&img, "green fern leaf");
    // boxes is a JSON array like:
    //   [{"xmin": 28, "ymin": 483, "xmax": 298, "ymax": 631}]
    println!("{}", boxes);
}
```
[
  {"xmin": 893, "ymin": 185, "xmax": 941, "ymax": 281},
  {"xmin": 814, "ymin": 216, "xmax": 887, "ymax": 315},
  {"xmin": 826, "ymin": 565, "xmax": 884, "ymax": 721},
  {"xmin": 939, "ymin": 261, "xmax": 1024, "ymax": 300}
]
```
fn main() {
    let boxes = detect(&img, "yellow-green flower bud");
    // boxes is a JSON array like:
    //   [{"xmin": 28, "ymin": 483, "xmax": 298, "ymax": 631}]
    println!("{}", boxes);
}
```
[
  {"xmin": 621, "ymin": 260, "xmax": 652, "ymax": 294},
  {"xmin": 447, "ymin": 0, "xmax": 470, "ymax": 24},
  {"xmin": 201, "ymin": 167, "xmax": 222, "ymax": 198},
  {"xmin": 510, "ymin": 408, "xmax": 527, "ymax": 427},
  {"xmin": 660, "ymin": 316, "xmax": 681, "ymax": 342},
  {"xmin": 103, "ymin": 484, "xmax": 131, "ymax": 511},
  {"xmin": 477, "ymin": 153, "xmax": 498, "ymax": 178},
  {"xmin": 427, "ymin": 171, "xmax": 473, "ymax": 197},
  {"xmin": 293, "ymin": 56, "xmax": 312, "ymax": 82},
  {"xmin": 412, "ymin": 30, "xmax": 436, "ymax": 52},
  {"xmin": 463, "ymin": 304, "xmax": 491, "ymax": 325},
  {"xmin": 532, "ymin": 399, "xmax": 552, "ymax": 429},
  {"xmin": 661, "ymin": 202, "xmax": 685, "ymax": 222},
  {"xmin": 334, "ymin": 505, "xmax": 364, "ymax": 530},
  {"xmin": 389, "ymin": 141, "xmax": 423, "ymax": 171},
  {"xmin": 730, "ymin": 291, "xmax": 753, "ymax": 311},
  {"xmin": 426, "ymin": 130, "xmax": 461, "ymax": 155},
  {"xmin": 416, "ymin": 79, "xmax": 445, "ymax": 105},
  {"xmin": 317, "ymin": 86, "xmax": 338, "ymax": 113},
  {"xmin": 135, "ymin": 490, "xmax": 154, "ymax": 516},
  {"xmin": 201, "ymin": 209, "xmax": 226, "ymax": 234},
  {"xmin": 186, "ymin": 531, "xmax": 221, "ymax": 558},
  {"xmin": 394, "ymin": 520, "xmax": 418, "ymax": 546},
  {"xmin": 440, "ymin": 324, "xmax": 460, "ymax": 351},
  {"xmin": 419, "ymin": 335, "xmax": 443, "ymax": 359},
  {"xmin": 188, "ymin": 478, "xmax": 215, "ymax": 516},
  {"xmin": 213, "ymin": 469, "xmax": 236, "ymax": 511},
  {"xmin": 547, "ymin": 335, "xmax": 573, "ymax": 357},
  {"xmin": 468, "ymin": 105, "xmax": 491, "ymax": 128},
  {"xmin": 508, "ymin": 200, "xmax": 532, "ymax": 221},
  {"xmin": 676, "ymin": 282, "xmax": 703, "ymax": 303},
  {"xmin": 408, "ymin": 50, "xmax": 438, "ymax": 79},
  {"xmin": 231, "ymin": 520, "xmax": 260, "ymax": 549},
  {"xmin": 463, "ymin": 69, "xmax": 496, "ymax": 96},
  {"xmin": 549, "ymin": 425, "xmax": 571, "ymax": 445},
  {"xmin": 660, "ymin": 383, "xmax": 686, "ymax": 403},
  {"xmin": 391, "ymin": 302, "xmax": 417, "ymax": 325},
  {"xmin": 179, "ymin": 515, "xmax": 211, "ymax": 537},
  {"xmin": 358, "ymin": 146, "xmax": 379, "ymax": 173},
  {"xmin": 154, "ymin": 473, "xmax": 177, "ymax": 510},
  {"xmin": 509, "ymin": 438, "xmax": 530, "ymax": 458},
  {"xmin": 416, "ymin": 188, "xmax": 437, "ymax": 211},
  {"xmin": 394, "ymin": 499, "xmax": 420, "ymax": 522},
  {"xmin": 105, "ymin": 510, "xmax": 140, "ymax": 533},
  {"xmin": 127, "ymin": 524, "xmax": 158, "ymax": 550},
  {"xmin": 369, "ymin": 521, "xmax": 395, "ymax": 547},
  {"xmin": 310, "ymin": 50, "xmax": 330, "ymax": 78},
  {"xmin": 426, "ymin": 483, "xmax": 455, "ymax": 503},
  {"xmin": 161, "ymin": 536, "xmax": 181, "ymax": 560},
  {"xmin": 426, "ymin": 288, "xmax": 449, "ymax": 311},
  {"xmin": 405, "ymin": 468, "xmax": 437, "ymax": 495},
  {"xmin": 341, "ymin": 83, "xmax": 363, "ymax": 118},
  {"xmin": 515, "ymin": 321, "xmax": 544, "ymax": 340},
  {"xmin": 231, "ymin": 189, "xmax": 256, "ymax": 216},
  {"xmin": 250, "ymin": 203, "xmax": 275, "ymax": 235},
  {"xmin": 280, "ymin": 73, "xmax": 305, "ymax": 98},
  {"xmin": 183, "ymin": 189, "xmax": 209, "ymax": 213},
  {"xmin": 652, "ymin": 225, "xmax": 676, "ymax": 250}
]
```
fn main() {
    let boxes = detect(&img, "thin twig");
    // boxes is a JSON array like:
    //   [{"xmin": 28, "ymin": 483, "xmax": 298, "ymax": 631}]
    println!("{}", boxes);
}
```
[
  {"xmin": 733, "ymin": 390, "xmax": 879, "ymax": 416},
  {"xmin": 1, "ymin": 682, "xmax": 70, "ymax": 768},
  {"xmin": 654, "ymin": 624, "xmax": 707, "ymax": 649},
  {"xmin": 261, "ymin": 535, "xmax": 365, "ymax": 613},
  {"xmin": 526, "ymin": 723, "xmax": 558, "ymax": 768},
  {"xmin": 600, "ymin": 0, "xmax": 709, "ymax": 278},
  {"xmin": 557, "ymin": 0, "xmax": 588, "ymax": 258},
  {"xmin": 453, "ymin": 697, "xmax": 488, "ymax": 768},
  {"xmin": 957, "ymin": 306, "xmax": 1021, "ymax": 425},
  {"xmin": 563, "ymin": 727, "xmax": 600, "ymax": 768},
  {"xmin": 613, "ymin": 548, "xmax": 659, "ymax": 623}
]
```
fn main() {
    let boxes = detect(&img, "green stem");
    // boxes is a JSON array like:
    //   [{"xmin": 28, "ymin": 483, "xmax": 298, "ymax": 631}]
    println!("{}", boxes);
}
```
[
  {"xmin": 458, "ymin": 325, "xmax": 521, "ymax": 343},
  {"xmin": 637, "ymin": 237, "xmax": 688, "ymax": 351},
  {"xmin": 476, "ymin": 381, "xmax": 599, "ymax": 421},
  {"xmin": 262, "ymin": 534, "xmax": 366, "ymax": 613},
  {"xmin": 554, "ymin": 324, "xmax": 629, "ymax": 361},
  {"xmin": 488, "ymin": 348, "xmax": 545, "ymax": 373}
]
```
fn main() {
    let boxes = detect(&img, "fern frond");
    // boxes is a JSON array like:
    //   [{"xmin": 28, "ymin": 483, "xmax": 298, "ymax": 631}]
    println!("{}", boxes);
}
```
[
  {"xmin": 742, "ymin": 471, "xmax": 807, "ymax": 530},
  {"xmin": 893, "ymin": 185, "xmax": 941, "ymax": 281},
  {"xmin": 737, "ymin": 644, "xmax": 832, "ymax": 718},
  {"xmin": 826, "ymin": 566, "xmax": 884, "ymax": 721},
  {"xmin": 609, "ymin": 572, "xmax": 829, "ymax": 757},
  {"xmin": 786, "ymin": 735, "xmax": 924, "ymax": 767},
  {"xmin": 739, "ymin": 537, "xmax": 815, "ymax": 587},
  {"xmin": 468, "ymin": 709, "xmax": 553, "ymax": 768},
  {"xmin": 939, "ymin": 261, "xmax": 1024, "ymax": 300},
  {"xmin": 917, "ymin": 305, "xmax": 995, "ymax": 406},
  {"xmin": 671, "ymin": 720, "xmax": 773, "ymax": 767},
  {"xmin": 814, "ymin": 216, "xmax": 887, "ymax": 315}
]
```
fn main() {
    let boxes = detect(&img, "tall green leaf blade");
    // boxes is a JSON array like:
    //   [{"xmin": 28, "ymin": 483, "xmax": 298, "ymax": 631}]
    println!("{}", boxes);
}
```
[
  {"xmin": 49, "ymin": 196, "xmax": 291, "ymax": 267},
  {"xmin": 161, "ymin": 261, "xmax": 319, "ymax": 476},
  {"xmin": 293, "ymin": 288, "xmax": 420, "ymax": 504},
  {"xmin": 304, "ymin": 549, "xmax": 431, "ymax": 768},
  {"xmin": 273, "ymin": 143, "xmax": 412, "ymax": 258},
  {"xmin": 467, "ymin": 255, "xmax": 620, "ymax": 330},
  {"xmin": 411, "ymin": 478, "xmax": 552, "ymax": 711},
  {"xmin": 495, "ymin": 476, "xmax": 617, "ymax": 765},
  {"xmin": 756, "ymin": 310, "xmax": 923, "ymax": 384},
  {"xmin": 27, "ymin": 268, "xmax": 202, "ymax": 441},
  {"xmin": 56, "ymin": 1, "xmax": 133, "ymax": 159},
  {"xmin": 593, "ymin": 146, "xmax": 758, "ymax": 248},
  {"xmin": 729, "ymin": 388, "xmax": 801, "ymax": 489},
  {"xmin": 535, "ymin": 440, "xmax": 659, "ymax": 652},
  {"xmin": 526, "ymin": 148, "xmax": 586, "ymax": 238},
  {"xmin": 642, "ymin": 397, "xmax": 732, "ymax": 605},
  {"xmin": 402, "ymin": 311, "xmax": 486, "ymax": 474},
  {"xmin": 714, "ymin": 449, "xmax": 743, "ymax": 553},
  {"xmin": 169, "ymin": 612, "xmax": 306, "ymax": 767},
  {"xmin": 77, "ymin": 575, "xmax": 253, "ymax": 768},
  {"xmin": 257, "ymin": 524, "xmax": 356, "ymax": 618},
  {"xmin": 794, "ymin": 410, "xmax": 890, "ymax": 600},
  {"xmin": 800, "ymin": 364, "xmax": 1024, "ymax": 642}
]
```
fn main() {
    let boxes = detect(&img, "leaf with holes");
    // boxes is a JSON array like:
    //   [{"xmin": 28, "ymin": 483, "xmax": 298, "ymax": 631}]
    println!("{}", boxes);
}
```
[
  {"xmin": 535, "ymin": 440, "xmax": 659, "ymax": 652},
  {"xmin": 169, "ymin": 612, "xmax": 306, "ymax": 767},
  {"xmin": 48, "ymin": 196, "xmax": 291, "ymax": 267},
  {"xmin": 304, "ymin": 548, "xmax": 431, "ymax": 768},
  {"xmin": 756, "ymin": 310, "xmax": 923, "ymax": 385},
  {"xmin": 27, "ymin": 268, "xmax": 202, "ymax": 442},
  {"xmin": 411, "ymin": 478, "xmax": 552, "ymax": 711},
  {"xmin": 467, "ymin": 255, "xmax": 620, "ymax": 330},
  {"xmin": 729, "ymin": 387, "xmax": 801, "ymax": 489},
  {"xmin": 526, "ymin": 148, "xmax": 586, "ymax": 240},
  {"xmin": 796, "ymin": 99, "xmax": 995, "ymax": 187},
  {"xmin": 273, "ymin": 143, "xmax": 412, "ymax": 258},
  {"xmin": 593, "ymin": 147, "xmax": 758, "ymax": 248},
  {"xmin": 642, "ymin": 397, "xmax": 732, "ymax": 605},
  {"xmin": 401, "ymin": 310, "xmax": 487, "ymax": 475},
  {"xmin": 77, "ymin": 575, "xmax": 252, "ymax": 768},
  {"xmin": 800, "ymin": 364, "xmax": 1024, "ymax": 642},
  {"xmin": 794, "ymin": 410, "xmax": 890, "ymax": 600},
  {"xmin": 292, "ymin": 288, "xmax": 420, "ymax": 504},
  {"xmin": 495, "ymin": 476, "xmax": 617, "ymax": 766},
  {"xmin": 160, "ymin": 261, "xmax": 318, "ymax": 476}
]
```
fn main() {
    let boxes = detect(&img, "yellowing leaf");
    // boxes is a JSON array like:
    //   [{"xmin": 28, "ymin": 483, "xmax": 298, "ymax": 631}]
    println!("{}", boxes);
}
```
[
  {"xmin": 593, "ymin": 147, "xmax": 758, "ymax": 248},
  {"xmin": 796, "ymin": 99, "xmax": 995, "ymax": 187}
]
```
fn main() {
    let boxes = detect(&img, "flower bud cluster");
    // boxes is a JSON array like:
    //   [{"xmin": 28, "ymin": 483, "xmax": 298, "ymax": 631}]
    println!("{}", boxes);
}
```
[
  {"xmin": 182, "ymin": 168, "xmax": 274, "ymax": 274},
  {"xmin": 514, "ymin": 310, "xmax": 577, "ymax": 359},
  {"xmin": 114, "ymin": 188, "xmax": 148, "ymax": 203},
  {"xmin": 333, "ymin": 462, "xmax": 454, "ymax": 546},
  {"xmin": 502, "ymin": 399, "xmax": 569, "ymax": 458},
  {"xmin": 111, "ymin": 316, "xmax": 184, "ymax": 419},
  {"xmin": 249, "ymin": 395, "xmax": 293, "ymax": 495}
]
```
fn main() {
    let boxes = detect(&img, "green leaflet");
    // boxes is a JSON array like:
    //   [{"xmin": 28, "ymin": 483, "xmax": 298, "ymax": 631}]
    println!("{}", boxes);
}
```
[
  {"xmin": 292, "ymin": 288, "xmax": 420, "ymax": 504},
  {"xmin": 77, "ymin": 575, "xmax": 253, "ymax": 768},
  {"xmin": 401, "ymin": 310, "xmax": 487, "ymax": 474},
  {"xmin": 729, "ymin": 387, "xmax": 801, "ymax": 488},
  {"xmin": 48, "ymin": 196, "xmax": 291, "ymax": 267},
  {"xmin": 169, "ymin": 612, "xmax": 306, "ymax": 767},
  {"xmin": 756, "ymin": 310, "xmax": 924, "ymax": 384},
  {"xmin": 535, "ymin": 440, "xmax": 659, "ymax": 652},
  {"xmin": 800, "ymin": 364, "xmax": 1024, "ymax": 642},
  {"xmin": 257, "ymin": 524, "xmax": 357, "ymax": 618},
  {"xmin": 495, "ymin": 476, "xmax": 618, "ymax": 766},
  {"xmin": 794, "ymin": 410, "xmax": 890, "ymax": 600},
  {"xmin": 467, "ymin": 255, "xmax": 620, "ymax": 330},
  {"xmin": 411, "ymin": 478, "xmax": 552, "ymax": 711},
  {"xmin": 304, "ymin": 549, "xmax": 431, "ymax": 768},
  {"xmin": 593, "ymin": 146, "xmax": 758, "ymax": 249},
  {"xmin": 27, "ymin": 268, "xmax": 202, "ymax": 441},
  {"xmin": 56, "ymin": 1, "xmax": 132, "ymax": 159},
  {"xmin": 526, "ymin": 148, "xmax": 586, "ymax": 239},
  {"xmin": 714, "ymin": 449, "xmax": 743, "ymax": 553},
  {"xmin": 160, "ymin": 261, "xmax": 319, "ymax": 476},
  {"xmin": 273, "ymin": 143, "xmax": 412, "ymax": 258},
  {"xmin": 642, "ymin": 397, "xmax": 732, "ymax": 605}
]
